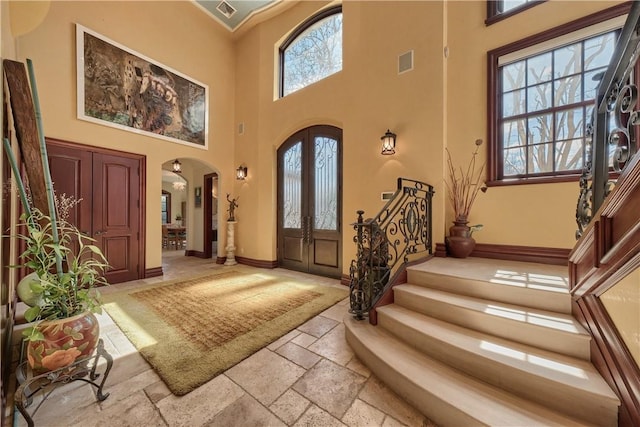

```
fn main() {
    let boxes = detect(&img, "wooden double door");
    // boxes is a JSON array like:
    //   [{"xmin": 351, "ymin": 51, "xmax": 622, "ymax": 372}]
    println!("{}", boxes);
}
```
[
  {"xmin": 46, "ymin": 139, "xmax": 144, "ymax": 284},
  {"xmin": 277, "ymin": 125, "xmax": 342, "ymax": 278}
]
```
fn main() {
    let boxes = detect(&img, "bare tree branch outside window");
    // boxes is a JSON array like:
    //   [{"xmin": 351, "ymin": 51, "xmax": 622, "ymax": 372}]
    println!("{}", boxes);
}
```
[
  {"xmin": 499, "ymin": 31, "xmax": 617, "ymax": 177},
  {"xmin": 283, "ymin": 13, "xmax": 342, "ymax": 97}
]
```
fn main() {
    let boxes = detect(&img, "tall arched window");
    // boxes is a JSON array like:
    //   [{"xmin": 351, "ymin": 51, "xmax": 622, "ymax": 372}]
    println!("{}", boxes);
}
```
[{"xmin": 279, "ymin": 6, "xmax": 342, "ymax": 98}]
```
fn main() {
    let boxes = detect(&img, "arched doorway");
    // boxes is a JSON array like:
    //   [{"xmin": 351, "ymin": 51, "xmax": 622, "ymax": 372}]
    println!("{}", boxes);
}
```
[
  {"xmin": 277, "ymin": 125, "xmax": 342, "ymax": 278},
  {"xmin": 161, "ymin": 159, "xmax": 218, "ymax": 262}
]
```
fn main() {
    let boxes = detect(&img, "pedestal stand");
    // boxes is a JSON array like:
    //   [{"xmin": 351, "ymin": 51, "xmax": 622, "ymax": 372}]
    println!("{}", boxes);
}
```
[
  {"xmin": 15, "ymin": 338, "xmax": 113, "ymax": 427},
  {"xmin": 224, "ymin": 220, "xmax": 238, "ymax": 266}
]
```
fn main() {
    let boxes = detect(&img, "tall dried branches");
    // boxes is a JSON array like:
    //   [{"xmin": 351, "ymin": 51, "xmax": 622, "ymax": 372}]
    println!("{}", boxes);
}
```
[{"xmin": 445, "ymin": 139, "xmax": 487, "ymax": 219}]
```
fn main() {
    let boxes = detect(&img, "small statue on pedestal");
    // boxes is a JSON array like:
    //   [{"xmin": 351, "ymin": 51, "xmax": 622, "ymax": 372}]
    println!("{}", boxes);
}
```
[{"xmin": 226, "ymin": 194, "xmax": 239, "ymax": 221}]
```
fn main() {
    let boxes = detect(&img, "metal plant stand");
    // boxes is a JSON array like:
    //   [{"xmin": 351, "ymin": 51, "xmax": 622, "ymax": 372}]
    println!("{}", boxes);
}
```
[{"xmin": 15, "ymin": 339, "xmax": 113, "ymax": 427}]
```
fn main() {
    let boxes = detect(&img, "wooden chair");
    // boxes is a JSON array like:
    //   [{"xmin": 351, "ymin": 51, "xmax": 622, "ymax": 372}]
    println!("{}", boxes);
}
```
[
  {"xmin": 175, "ymin": 228, "xmax": 186, "ymax": 249},
  {"xmin": 162, "ymin": 225, "xmax": 177, "ymax": 249}
]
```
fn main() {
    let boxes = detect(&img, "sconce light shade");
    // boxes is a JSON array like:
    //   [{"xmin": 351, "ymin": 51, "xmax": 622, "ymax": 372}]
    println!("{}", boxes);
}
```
[
  {"xmin": 172, "ymin": 159, "xmax": 182, "ymax": 173},
  {"xmin": 236, "ymin": 165, "xmax": 248, "ymax": 180},
  {"xmin": 381, "ymin": 129, "xmax": 396, "ymax": 155}
]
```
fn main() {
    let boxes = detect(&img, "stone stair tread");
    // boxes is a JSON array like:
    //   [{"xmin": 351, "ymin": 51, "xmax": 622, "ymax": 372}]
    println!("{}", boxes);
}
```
[
  {"xmin": 396, "ymin": 283, "xmax": 590, "ymax": 337},
  {"xmin": 345, "ymin": 316, "xmax": 596, "ymax": 427},
  {"xmin": 377, "ymin": 304, "xmax": 619, "ymax": 402},
  {"xmin": 408, "ymin": 257, "xmax": 570, "ymax": 294}
]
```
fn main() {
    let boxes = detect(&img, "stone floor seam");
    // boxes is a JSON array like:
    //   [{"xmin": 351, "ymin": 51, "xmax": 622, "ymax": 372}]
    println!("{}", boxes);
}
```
[{"xmin": 7, "ymin": 252, "xmax": 432, "ymax": 427}]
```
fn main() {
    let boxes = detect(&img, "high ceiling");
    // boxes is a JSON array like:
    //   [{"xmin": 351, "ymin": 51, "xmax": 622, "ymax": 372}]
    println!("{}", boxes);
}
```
[{"xmin": 194, "ymin": 0, "xmax": 281, "ymax": 32}]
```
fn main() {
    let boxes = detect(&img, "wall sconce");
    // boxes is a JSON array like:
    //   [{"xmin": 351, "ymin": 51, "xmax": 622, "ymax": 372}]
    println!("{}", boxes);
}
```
[
  {"xmin": 236, "ymin": 165, "xmax": 248, "ymax": 180},
  {"xmin": 172, "ymin": 159, "xmax": 182, "ymax": 173},
  {"xmin": 381, "ymin": 129, "xmax": 396, "ymax": 155}
]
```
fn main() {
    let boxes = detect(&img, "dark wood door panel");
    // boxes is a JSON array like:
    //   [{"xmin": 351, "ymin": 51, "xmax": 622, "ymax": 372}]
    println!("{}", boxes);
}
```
[
  {"xmin": 313, "ymin": 239, "xmax": 339, "ymax": 267},
  {"xmin": 278, "ymin": 130, "xmax": 308, "ymax": 273},
  {"xmin": 277, "ymin": 126, "xmax": 341, "ymax": 278},
  {"xmin": 46, "ymin": 139, "xmax": 143, "ymax": 284},
  {"xmin": 99, "ymin": 161, "xmax": 132, "ymax": 228},
  {"xmin": 282, "ymin": 236, "xmax": 305, "ymax": 263},
  {"xmin": 307, "ymin": 125, "xmax": 341, "ymax": 277},
  {"xmin": 47, "ymin": 145, "xmax": 92, "ymax": 234},
  {"xmin": 101, "ymin": 236, "xmax": 132, "ymax": 283},
  {"xmin": 93, "ymin": 152, "xmax": 140, "ymax": 283}
]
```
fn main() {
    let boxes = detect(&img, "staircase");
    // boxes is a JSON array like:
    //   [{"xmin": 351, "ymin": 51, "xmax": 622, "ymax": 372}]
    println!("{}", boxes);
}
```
[{"xmin": 345, "ymin": 257, "xmax": 620, "ymax": 426}]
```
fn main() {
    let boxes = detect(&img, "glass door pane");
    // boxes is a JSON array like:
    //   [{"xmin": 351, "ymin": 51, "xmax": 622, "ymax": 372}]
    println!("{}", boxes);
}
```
[
  {"xmin": 314, "ymin": 136, "xmax": 338, "ymax": 230},
  {"xmin": 283, "ymin": 141, "xmax": 302, "ymax": 228}
]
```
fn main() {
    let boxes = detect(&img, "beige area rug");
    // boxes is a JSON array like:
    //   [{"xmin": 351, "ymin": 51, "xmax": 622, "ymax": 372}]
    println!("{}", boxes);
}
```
[{"xmin": 102, "ymin": 270, "xmax": 348, "ymax": 395}]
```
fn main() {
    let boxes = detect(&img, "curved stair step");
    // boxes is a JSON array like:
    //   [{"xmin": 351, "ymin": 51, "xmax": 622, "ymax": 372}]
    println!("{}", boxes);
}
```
[
  {"xmin": 407, "ymin": 258, "xmax": 571, "ymax": 314},
  {"xmin": 394, "ymin": 284, "xmax": 592, "ymax": 359},
  {"xmin": 377, "ymin": 304, "xmax": 619, "ymax": 426},
  {"xmin": 345, "ymin": 315, "xmax": 598, "ymax": 427}
]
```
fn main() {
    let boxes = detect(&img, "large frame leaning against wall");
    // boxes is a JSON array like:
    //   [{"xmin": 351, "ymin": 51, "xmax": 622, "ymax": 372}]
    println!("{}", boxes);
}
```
[{"xmin": 76, "ymin": 24, "xmax": 209, "ymax": 149}]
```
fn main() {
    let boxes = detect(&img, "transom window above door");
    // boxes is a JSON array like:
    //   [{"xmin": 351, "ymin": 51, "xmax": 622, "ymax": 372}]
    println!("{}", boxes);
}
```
[{"xmin": 278, "ymin": 5, "xmax": 342, "ymax": 98}]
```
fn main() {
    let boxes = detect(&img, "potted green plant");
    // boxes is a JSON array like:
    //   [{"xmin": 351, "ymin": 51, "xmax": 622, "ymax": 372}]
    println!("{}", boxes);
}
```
[
  {"xmin": 3, "ymin": 60, "xmax": 109, "ymax": 373},
  {"xmin": 444, "ymin": 139, "xmax": 487, "ymax": 258},
  {"xmin": 16, "ymin": 207, "xmax": 109, "ymax": 372}
]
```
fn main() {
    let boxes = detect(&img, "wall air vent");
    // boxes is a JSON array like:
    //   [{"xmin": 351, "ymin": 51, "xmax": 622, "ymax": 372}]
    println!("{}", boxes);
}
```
[
  {"xmin": 216, "ymin": 1, "xmax": 237, "ymax": 19},
  {"xmin": 398, "ymin": 50, "xmax": 414, "ymax": 74}
]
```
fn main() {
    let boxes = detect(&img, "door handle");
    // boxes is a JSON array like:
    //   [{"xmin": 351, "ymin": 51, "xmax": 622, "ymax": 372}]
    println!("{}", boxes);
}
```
[
  {"xmin": 94, "ymin": 230, "xmax": 105, "ymax": 236},
  {"xmin": 302, "ymin": 217, "xmax": 308, "ymax": 244},
  {"xmin": 304, "ymin": 216, "xmax": 313, "ymax": 245}
]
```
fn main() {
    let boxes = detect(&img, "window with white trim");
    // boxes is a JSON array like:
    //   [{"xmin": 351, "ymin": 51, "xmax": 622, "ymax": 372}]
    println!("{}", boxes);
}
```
[{"xmin": 488, "ymin": 13, "xmax": 626, "ymax": 183}]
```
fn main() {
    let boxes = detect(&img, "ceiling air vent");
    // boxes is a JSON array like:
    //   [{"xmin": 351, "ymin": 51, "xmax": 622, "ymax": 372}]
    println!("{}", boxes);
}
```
[{"xmin": 216, "ymin": 1, "xmax": 237, "ymax": 19}]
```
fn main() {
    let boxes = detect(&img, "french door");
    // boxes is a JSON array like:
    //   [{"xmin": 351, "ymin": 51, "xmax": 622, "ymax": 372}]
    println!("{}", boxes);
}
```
[{"xmin": 277, "ymin": 125, "xmax": 342, "ymax": 278}]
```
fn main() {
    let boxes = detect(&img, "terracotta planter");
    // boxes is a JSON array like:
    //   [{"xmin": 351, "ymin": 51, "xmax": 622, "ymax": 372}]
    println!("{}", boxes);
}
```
[
  {"xmin": 446, "ymin": 235, "xmax": 476, "ymax": 258},
  {"xmin": 27, "ymin": 311, "xmax": 100, "ymax": 374},
  {"xmin": 446, "ymin": 216, "xmax": 476, "ymax": 258}
]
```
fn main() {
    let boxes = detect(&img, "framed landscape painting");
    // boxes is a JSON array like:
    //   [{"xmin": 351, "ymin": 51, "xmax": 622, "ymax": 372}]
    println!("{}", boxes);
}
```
[{"xmin": 76, "ymin": 24, "xmax": 209, "ymax": 149}]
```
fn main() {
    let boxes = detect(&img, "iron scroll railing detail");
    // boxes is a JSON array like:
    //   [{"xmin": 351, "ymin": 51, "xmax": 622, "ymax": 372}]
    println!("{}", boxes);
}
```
[
  {"xmin": 349, "ymin": 178, "xmax": 434, "ymax": 320},
  {"xmin": 576, "ymin": 2, "xmax": 640, "ymax": 238}
]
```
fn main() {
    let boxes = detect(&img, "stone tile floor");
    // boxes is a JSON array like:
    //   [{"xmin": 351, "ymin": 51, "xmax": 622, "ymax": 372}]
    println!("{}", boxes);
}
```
[{"xmin": 7, "ymin": 252, "xmax": 435, "ymax": 427}]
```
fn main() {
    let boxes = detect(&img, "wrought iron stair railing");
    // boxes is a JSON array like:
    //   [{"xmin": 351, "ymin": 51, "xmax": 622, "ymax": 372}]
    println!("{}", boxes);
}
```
[
  {"xmin": 576, "ymin": 1, "xmax": 640, "ymax": 238},
  {"xmin": 349, "ymin": 178, "xmax": 434, "ymax": 320}
]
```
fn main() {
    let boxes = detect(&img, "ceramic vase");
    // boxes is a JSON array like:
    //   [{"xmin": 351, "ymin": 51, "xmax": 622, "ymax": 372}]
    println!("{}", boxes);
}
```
[
  {"xmin": 27, "ymin": 311, "xmax": 100, "ymax": 374},
  {"xmin": 446, "ymin": 215, "xmax": 476, "ymax": 258}
]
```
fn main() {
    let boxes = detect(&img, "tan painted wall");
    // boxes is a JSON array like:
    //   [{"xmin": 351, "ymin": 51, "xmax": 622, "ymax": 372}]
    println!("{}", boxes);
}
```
[
  {"xmin": 8, "ymin": 0, "xmax": 50, "ymax": 37},
  {"xmin": 234, "ymin": 0, "xmax": 624, "ymax": 268},
  {"xmin": 4, "ymin": 0, "xmax": 627, "ymax": 274},
  {"xmin": 601, "ymin": 268, "xmax": 640, "ymax": 366},
  {"xmin": 233, "ymin": 1, "xmax": 447, "ymax": 270},
  {"xmin": 446, "ymin": 0, "xmax": 624, "ymax": 249},
  {"xmin": 10, "ymin": 1, "xmax": 236, "ymax": 270}
]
